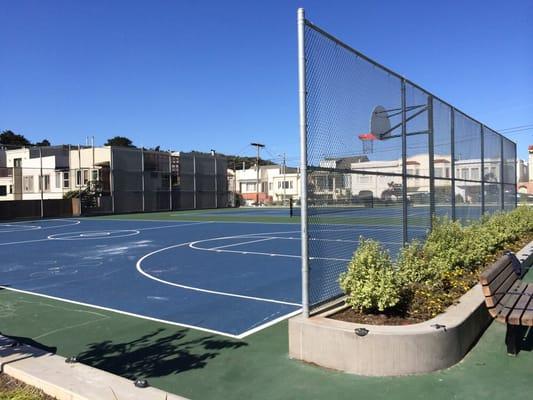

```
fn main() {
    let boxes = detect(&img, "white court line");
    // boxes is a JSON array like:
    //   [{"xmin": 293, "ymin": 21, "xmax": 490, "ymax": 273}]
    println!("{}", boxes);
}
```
[
  {"xmin": 136, "ymin": 242, "xmax": 301, "ymax": 307},
  {"xmin": 137, "ymin": 221, "xmax": 214, "ymax": 231},
  {"xmin": 0, "ymin": 219, "xmax": 81, "ymax": 233},
  {"xmin": 236, "ymin": 309, "xmax": 302, "ymax": 339},
  {"xmin": 191, "ymin": 244, "xmax": 352, "ymax": 262},
  {"xmin": 210, "ymin": 237, "xmax": 274, "ymax": 251},
  {"xmin": 0, "ymin": 285, "xmax": 246, "ymax": 340},
  {"xmin": 0, "ymin": 238, "xmax": 51, "ymax": 247}
]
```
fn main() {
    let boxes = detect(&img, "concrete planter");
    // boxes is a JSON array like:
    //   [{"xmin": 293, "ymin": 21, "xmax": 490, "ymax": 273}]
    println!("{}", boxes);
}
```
[{"xmin": 289, "ymin": 240, "xmax": 533, "ymax": 376}]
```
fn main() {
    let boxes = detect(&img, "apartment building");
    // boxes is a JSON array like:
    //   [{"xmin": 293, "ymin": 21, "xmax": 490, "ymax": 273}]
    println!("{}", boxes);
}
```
[{"xmin": 233, "ymin": 164, "xmax": 301, "ymax": 205}]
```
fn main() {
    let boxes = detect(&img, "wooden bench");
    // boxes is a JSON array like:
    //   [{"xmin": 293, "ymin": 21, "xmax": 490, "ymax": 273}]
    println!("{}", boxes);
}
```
[{"xmin": 479, "ymin": 252, "xmax": 533, "ymax": 355}]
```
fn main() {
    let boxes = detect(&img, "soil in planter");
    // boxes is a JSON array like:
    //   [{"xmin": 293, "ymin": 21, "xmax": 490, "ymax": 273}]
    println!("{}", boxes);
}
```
[{"xmin": 330, "ymin": 306, "xmax": 422, "ymax": 325}]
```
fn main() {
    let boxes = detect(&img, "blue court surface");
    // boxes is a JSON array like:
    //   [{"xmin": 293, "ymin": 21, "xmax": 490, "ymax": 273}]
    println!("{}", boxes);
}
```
[{"xmin": 0, "ymin": 217, "xmax": 411, "ymax": 338}]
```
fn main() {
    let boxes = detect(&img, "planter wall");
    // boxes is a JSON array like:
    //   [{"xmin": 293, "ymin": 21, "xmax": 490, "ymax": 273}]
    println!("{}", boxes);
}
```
[{"xmin": 289, "ymin": 240, "xmax": 533, "ymax": 376}]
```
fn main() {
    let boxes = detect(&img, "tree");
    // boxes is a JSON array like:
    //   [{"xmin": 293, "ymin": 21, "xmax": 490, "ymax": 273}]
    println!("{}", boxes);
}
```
[
  {"xmin": 0, "ymin": 130, "xmax": 31, "ymax": 147},
  {"xmin": 35, "ymin": 139, "xmax": 51, "ymax": 147},
  {"xmin": 226, "ymin": 155, "xmax": 275, "ymax": 170},
  {"xmin": 104, "ymin": 136, "xmax": 135, "ymax": 148}
]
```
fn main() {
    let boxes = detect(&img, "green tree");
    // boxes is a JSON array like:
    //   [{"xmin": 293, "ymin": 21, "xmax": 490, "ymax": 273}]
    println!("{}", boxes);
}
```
[
  {"xmin": 35, "ymin": 139, "xmax": 51, "ymax": 146},
  {"xmin": 0, "ymin": 130, "xmax": 31, "ymax": 147},
  {"xmin": 104, "ymin": 136, "xmax": 135, "ymax": 148}
]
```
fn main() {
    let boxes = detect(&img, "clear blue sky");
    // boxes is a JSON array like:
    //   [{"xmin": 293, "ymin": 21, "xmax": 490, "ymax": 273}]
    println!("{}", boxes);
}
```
[{"xmin": 1, "ymin": 0, "xmax": 532, "ymax": 165}]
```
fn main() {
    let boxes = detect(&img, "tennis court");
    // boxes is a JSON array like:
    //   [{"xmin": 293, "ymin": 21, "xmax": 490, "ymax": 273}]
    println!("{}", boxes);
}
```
[{"xmin": 0, "ymin": 209, "xmax": 415, "ymax": 338}]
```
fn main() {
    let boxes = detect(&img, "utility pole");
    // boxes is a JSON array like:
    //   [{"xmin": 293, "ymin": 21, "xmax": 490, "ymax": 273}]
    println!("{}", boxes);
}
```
[
  {"xmin": 281, "ymin": 153, "xmax": 287, "ymax": 205},
  {"xmin": 250, "ymin": 142, "xmax": 265, "ymax": 205}
]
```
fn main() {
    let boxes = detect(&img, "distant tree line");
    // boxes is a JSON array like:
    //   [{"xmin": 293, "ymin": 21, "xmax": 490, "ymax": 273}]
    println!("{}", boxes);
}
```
[{"xmin": 0, "ymin": 130, "xmax": 50, "ymax": 148}]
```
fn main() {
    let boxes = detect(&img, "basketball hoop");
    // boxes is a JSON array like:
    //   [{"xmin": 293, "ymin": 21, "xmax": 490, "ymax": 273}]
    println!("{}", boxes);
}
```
[{"xmin": 358, "ymin": 133, "xmax": 377, "ymax": 154}]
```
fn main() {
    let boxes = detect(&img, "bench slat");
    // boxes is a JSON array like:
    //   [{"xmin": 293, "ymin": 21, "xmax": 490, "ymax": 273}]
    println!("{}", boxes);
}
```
[
  {"xmin": 495, "ymin": 282, "xmax": 528, "ymax": 323},
  {"xmin": 484, "ymin": 268, "xmax": 521, "ymax": 308},
  {"xmin": 508, "ymin": 284, "xmax": 533, "ymax": 325},
  {"xmin": 520, "ymin": 290, "xmax": 533, "ymax": 326},
  {"xmin": 481, "ymin": 266, "xmax": 516, "ymax": 297},
  {"xmin": 479, "ymin": 256, "xmax": 514, "ymax": 286}
]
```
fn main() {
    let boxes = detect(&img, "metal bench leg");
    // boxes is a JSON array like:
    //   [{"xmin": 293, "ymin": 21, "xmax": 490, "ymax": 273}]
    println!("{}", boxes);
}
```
[{"xmin": 505, "ymin": 325, "xmax": 520, "ymax": 356}]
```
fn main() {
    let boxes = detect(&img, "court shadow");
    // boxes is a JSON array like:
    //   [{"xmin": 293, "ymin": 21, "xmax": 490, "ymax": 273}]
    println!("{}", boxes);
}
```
[
  {"xmin": 76, "ymin": 328, "xmax": 247, "ymax": 379},
  {"xmin": 0, "ymin": 333, "xmax": 57, "ymax": 354}
]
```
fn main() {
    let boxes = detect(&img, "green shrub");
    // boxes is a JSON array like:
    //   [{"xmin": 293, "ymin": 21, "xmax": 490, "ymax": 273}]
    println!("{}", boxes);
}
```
[
  {"xmin": 339, "ymin": 238, "xmax": 400, "ymax": 312},
  {"xmin": 340, "ymin": 206, "xmax": 533, "ymax": 319}
]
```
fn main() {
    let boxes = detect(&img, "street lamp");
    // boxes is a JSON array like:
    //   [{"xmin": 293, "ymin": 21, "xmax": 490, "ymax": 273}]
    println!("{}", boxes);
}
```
[{"xmin": 250, "ymin": 143, "xmax": 265, "ymax": 205}]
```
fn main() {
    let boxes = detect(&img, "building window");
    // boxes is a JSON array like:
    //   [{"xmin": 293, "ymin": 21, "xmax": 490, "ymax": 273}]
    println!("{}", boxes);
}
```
[
  {"xmin": 76, "ymin": 170, "xmax": 82, "ymax": 186},
  {"xmin": 83, "ymin": 169, "xmax": 89, "ymax": 185},
  {"xmin": 435, "ymin": 168, "xmax": 443, "ymax": 178},
  {"xmin": 0, "ymin": 186, "xmax": 6, "ymax": 196},
  {"xmin": 63, "ymin": 172, "xmax": 70, "ymax": 188},
  {"xmin": 55, "ymin": 172, "xmax": 62, "ymax": 189},
  {"xmin": 23, "ymin": 176, "xmax": 34, "ymax": 193},
  {"xmin": 91, "ymin": 169, "xmax": 98, "ymax": 181},
  {"xmin": 470, "ymin": 167, "xmax": 480, "ymax": 181},
  {"xmin": 14, "ymin": 158, "xmax": 22, "ymax": 168},
  {"xmin": 39, "ymin": 175, "xmax": 50, "ymax": 192}
]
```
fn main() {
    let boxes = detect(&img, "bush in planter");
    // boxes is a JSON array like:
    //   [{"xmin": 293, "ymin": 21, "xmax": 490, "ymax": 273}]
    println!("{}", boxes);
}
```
[
  {"xmin": 341, "ymin": 207, "xmax": 533, "ymax": 319},
  {"xmin": 339, "ymin": 238, "xmax": 400, "ymax": 312}
]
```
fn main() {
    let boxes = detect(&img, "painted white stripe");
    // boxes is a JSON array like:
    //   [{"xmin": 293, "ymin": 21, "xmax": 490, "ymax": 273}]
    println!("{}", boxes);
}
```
[
  {"xmin": 137, "ymin": 221, "xmax": 214, "ymax": 231},
  {"xmin": 0, "ymin": 285, "xmax": 244, "ymax": 340},
  {"xmin": 0, "ymin": 219, "xmax": 81, "ymax": 233},
  {"xmin": 0, "ymin": 238, "xmax": 51, "ymax": 247},
  {"xmin": 209, "ymin": 237, "xmax": 274, "ymax": 250},
  {"xmin": 236, "ymin": 309, "xmax": 302, "ymax": 339}
]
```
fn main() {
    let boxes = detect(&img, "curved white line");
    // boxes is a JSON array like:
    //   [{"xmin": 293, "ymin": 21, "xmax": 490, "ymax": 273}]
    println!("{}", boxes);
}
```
[
  {"xmin": 136, "ymin": 231, "xmax": 302, "ymax": 307},
  {"xmin": 0, "ymin": 218, "xmax": 81, "ymax": 233},
  {"xmin": 48, "ymin": 229, "xmax": 140, "ymax": 241}
]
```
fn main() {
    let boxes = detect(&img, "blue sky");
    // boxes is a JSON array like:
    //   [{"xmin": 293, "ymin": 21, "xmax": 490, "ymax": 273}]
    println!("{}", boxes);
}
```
[{"xmin": 1, "ymin": 0, "xmax": 532, "ymax": 165}]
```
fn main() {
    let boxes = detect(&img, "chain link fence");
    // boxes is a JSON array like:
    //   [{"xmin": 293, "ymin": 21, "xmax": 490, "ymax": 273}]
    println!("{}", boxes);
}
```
[
  {"xmin": 0, "ymin": 145, "xmax": 228, "ymax": 220},
  {"xmin": 299, "ymin": 11, "xmax": 518, "ymax": 312}
]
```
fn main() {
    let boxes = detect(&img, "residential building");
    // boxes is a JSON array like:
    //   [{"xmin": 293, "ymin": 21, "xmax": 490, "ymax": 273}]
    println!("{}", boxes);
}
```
[{"xmin": 233, "ymin": 164, "xmax": 301, "ymax": 205}]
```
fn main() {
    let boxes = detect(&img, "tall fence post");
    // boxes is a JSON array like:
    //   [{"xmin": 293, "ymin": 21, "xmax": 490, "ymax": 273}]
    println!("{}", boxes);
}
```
[
  {"xmin": 427, "ymin": 95, "xmax": 435, "ymax": 226},
  {"xmin": 480, "ymin": 125, "xmax": 485, "ymax": 214},
  {"xmin": 39, "ymin": 147, "xmax": 44, "ymax": 218},
  {"xmin": 110, "ymin": 147, "xmax": 115, "ymax": 214},
  {"xmin": 214, "ymin": 155, "xmax": 218, "ymax": 208},
  {"xmin": 401, "ymin": 79, "xmax": 408, "ymax": 245},
  {"xmin": 450, "ymin": 109, "xmax": 456, "ymax": 220},
  {"xmin": 298, "ymin": 7, "xmax": 309, "ymax": 317},
  {"xmin": 500, "ymin": 135, "xmax": 505, "ymax": 210},
  {"xmin": 168, "ymin": 152, "xmax": 173, "ymax": 211},
  {"xmin": 193, "ymin": 154, "xmax": 197, "ymax": 209},
  {"xmin": 141, "ymin": 148, "xmax": 145, "ymax": 212}
]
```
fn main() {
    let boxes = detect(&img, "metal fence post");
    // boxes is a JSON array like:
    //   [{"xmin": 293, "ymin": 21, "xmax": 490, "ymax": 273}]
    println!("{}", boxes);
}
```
[
  {"xmin": 141, "ymin": 148, "xmax": 145, "ymax": 212},
  {"xmin": 500, "ymin": 135, "xmax": 505, "ymax": 210},
  {"xmin": 427, "ymin": 95, "xmax": 435, "ymax": 226},
  {"xmin": 39, "ymin": 147, "xmax": 44, "ymax": 218},
  {"xmin": 298, "ymin": 7, "xmax": 309, "ymax": 317},
  {"xmin": 168, "ymin": 152, "xmax": 173, "ymax": 211},
  {"xmin": 450, "ymin": 109, "xmax": 456, "ymax": 220},
  {"xmin": 401, "ymin": 79, "xmax": 408, "ymax": 244},
  {"xmin": 214, "ymin": 155, "xmax": 218, "ymax": 208},
  {"xmin": 110, "ymin": 147, "xmax": 115, "ymax": 214},
  {"xmin": 514, "ymin": 142, "xmax": 517, "ymax": 208},
  {"xmin": 480, "ymin": 125, "xmax": 485, "ymax": 214},
  {"xmin": 193, "ymin": 154, "xmax": 197, "ymax": 209}
]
